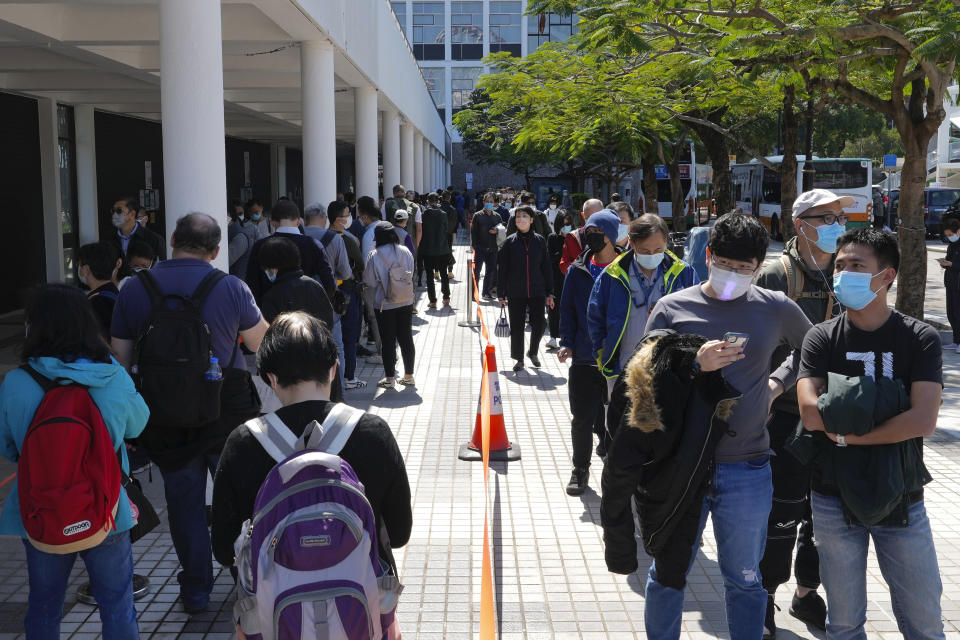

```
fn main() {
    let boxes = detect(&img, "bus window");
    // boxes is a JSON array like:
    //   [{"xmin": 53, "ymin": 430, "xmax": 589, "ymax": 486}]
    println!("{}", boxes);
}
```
[
  {"xmin": 761, "ymin": 168, "xmax": 781, "ymax": 204},
  {"xmin": 812, "ymin": 161, "xmax": 869, "ymax": 189}
]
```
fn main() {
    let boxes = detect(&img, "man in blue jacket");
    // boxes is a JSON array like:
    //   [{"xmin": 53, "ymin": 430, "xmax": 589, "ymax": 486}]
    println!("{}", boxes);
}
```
[
  {"xmin": 587, "ymin": 214, "xmax": 700, "ymax": 387},
  {"xmin": 558, "ymin": 209, "xmax": 622, "ymax": 495}
]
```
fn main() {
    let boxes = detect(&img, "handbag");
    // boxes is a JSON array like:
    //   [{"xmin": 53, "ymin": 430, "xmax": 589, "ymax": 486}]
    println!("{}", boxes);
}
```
[
  {"xmin": 495, "ymin": 307, "xmax": 510, "ymax": 338},
  {"xmin": 119, "ymin": 452, "xmax": 160, "ymax": 543}
]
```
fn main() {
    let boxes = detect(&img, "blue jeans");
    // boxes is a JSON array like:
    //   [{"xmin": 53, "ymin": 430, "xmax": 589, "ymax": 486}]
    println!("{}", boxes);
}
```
[
  {"xmin": 160, "ymin": 452, "xmax": 220, "ymax": 609},
  {"xmin": 341, "ymin": 289, "xmax": 361, "ymax": 380},
  {"xmin": 473, "ymin": 248, "xmax": 498, "ymax": 296},
  {"xmin": 811, "ymin": 492, "xmax": 944, "ymax": 640},
  {"xmin": 332, "ymin": 312, "xmax": 345, "ymax": 388},
  {"xmin": 645, "ymin": 457, "xmax": 773, "ymax": 640},
  {"xmin": 23, "ymin": 532, "xmax": 138, "ymax": 639}
]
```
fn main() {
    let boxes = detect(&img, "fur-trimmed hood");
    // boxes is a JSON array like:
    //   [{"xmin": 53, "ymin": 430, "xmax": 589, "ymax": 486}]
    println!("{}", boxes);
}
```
[{"xmin": 623, "ymin": 332, "xmax": 737, "ymax": 433}]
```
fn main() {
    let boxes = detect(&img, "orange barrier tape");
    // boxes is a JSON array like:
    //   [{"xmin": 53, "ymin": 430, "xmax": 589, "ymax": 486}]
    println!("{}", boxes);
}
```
[{"xmin": 478, "ymin": 350, "xmax": 496, "ymax": 639}]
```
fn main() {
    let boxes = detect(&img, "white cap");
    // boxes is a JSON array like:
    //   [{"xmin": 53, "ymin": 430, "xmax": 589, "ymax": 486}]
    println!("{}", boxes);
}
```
[
  {"xmin": 792, "ymin": 189, "xmax": 855, "ymax": 220},
  {"xmin": 394, "ymin": 209, "xmax": 409, "ymax": 220}
]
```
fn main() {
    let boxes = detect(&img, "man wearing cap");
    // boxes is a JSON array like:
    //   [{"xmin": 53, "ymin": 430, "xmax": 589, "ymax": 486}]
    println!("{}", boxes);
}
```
[
  {"xmin": 558, "ymin": 210, "xmax": 623, "ymax": 495},
  {"xmin": 753, "ymin": 188, "xmax": 851, "ymax": 637}
]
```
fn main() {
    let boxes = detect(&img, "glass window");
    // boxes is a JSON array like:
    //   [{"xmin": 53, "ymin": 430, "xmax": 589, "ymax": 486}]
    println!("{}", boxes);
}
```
[
  {"xmin": 451, "ymin": 67, "xmax": 482, "ymax": 113},
  {"xmin": 391, "ymin": 2, "xmax": 406, "ymax": 32},
  {"xmin": 761, "ymin": 168, "xmax": 781, "ymax": 204},
  {"xmin": 451, "ymin": 1, "xmax": 483, "ymax": 60},
  {"xmin": 811, "ymin": 161, "xmax": 869, "ymax": 189},
  {"xmin": 412, "ymin": 2, "xmax": 445, "ymax": 61},
  {"xmin": 527, "ymin": 11, "xmax": 579, "ymax": 52},
  {"xmin": 489, "ymin": 1, "xmax": 521, "ymax": 56},
  {"xmin": 421, "ymin": 67, "xmax": 446, "ymax": 123},
  {"xmin": 57, "ymin": 104, "xmax": 78, "ymax": 284},
  {"xmin": 928, "ymin": 189, "xmax": 960, "ymax": 206}
]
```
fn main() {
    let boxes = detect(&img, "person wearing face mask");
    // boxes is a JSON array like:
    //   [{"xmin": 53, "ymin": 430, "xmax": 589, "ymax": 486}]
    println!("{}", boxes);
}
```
[
  {"xmin": 471, "ymin": 192, "xmax": 503, "ymax": 299},
  {"xmin": 228, "ymin": 200, "xmax": 257, "ymax": 279},
  {"xmin": 546, "ymin": 212, "xmax": 573, "ymax": 349},
  {"xmin": 328, "ymin": 203, "xmax": 367, "ymax": 389},
  {"xmin": 245, "ymin": 198, "xmax": 269, "ymax": 240},
  {"xmin": 558, "ymin": 210, "xmax": 623, "ymax": 495},
  {"xmin": 497, "ymin": 207, "xmax": 555, "ymax": 371},
  {"xmin": 545, "ymin": 195, "xmax": 562, "ymax": 226},
  {"xmin": 76, "ymin": 242, "xmax": 122, "ymax": 340},
  {"xmin": 108, "ymin": 197, "xmax": 166, "ymax": 269},
  {"xmin": 938, "ymin": 217, "xmax": 960, "ymax": 352},
  {"xmin": 560, "ymin": 198, "xmax": 605, "ymax": 274},
  {"xmin": 587, "ymin": 213, "xmax": 699, "ymax": 389},
  {"xmin": 117, "ymin": 241, "xmax": 157, "ymax": 290},
  {"xmin": 607, "ymin": 213, "xmax": 810, "ymax": 640},
  {"xmin": 609, "ymin": 201, "xmax": 636, "ymax": 248},
  {"xmin": 210, "ymin": 311, "xmax": 412, "ymax": 581},
  {"xmin": 753, "ymin": 188, "xmax": 850, "ymax": 636},
  {"xmin": 797, "ymin": 227, "xmax": 944, "ymax": 640}
]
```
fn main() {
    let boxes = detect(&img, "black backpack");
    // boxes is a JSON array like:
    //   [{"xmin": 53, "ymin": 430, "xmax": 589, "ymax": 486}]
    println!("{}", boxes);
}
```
[{"xmin": 133, "ymin": 270, "xmax": 227, "ymax": 430}]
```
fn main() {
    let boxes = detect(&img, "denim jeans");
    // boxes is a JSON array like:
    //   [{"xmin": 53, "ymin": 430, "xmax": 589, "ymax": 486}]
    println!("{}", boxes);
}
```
[
  {"xmin": 160, "ymin": 452, "xmax": 220, "ymax": 609},
  {"xmin": 332, "ymin": 312, "xmax": 345, "ymax": 388},
  {"xmin": 645, "ymin": 457, "xmax": 773, "ymax": 640},
  {"xmin": 23, "ymin": 532, "xmax": 138, "ymax": 639},
  {"xmin": 341, "ymin": 289, "xmax": 361, "ymax": 380},
  {"xmin": 811, "ymin": 492, "xmax": 944, "ymax": 640}
]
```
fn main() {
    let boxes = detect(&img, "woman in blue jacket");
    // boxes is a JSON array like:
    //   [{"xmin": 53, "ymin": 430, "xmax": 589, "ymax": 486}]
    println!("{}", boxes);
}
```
[{"xmin": 0, "ymin": 285, "xmax": 148, "ymax": 639}]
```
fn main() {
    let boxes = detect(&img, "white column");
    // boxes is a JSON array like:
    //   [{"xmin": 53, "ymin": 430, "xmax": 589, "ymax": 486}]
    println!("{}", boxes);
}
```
[
  {"xmin": 37, "ymin": 97, "xmax": 65, "ymax": 282},
  {"xmin": 74, "ymin": 105, "xmax": 99, "ymax": 244},
  {"xmin": 160, "ymin": 0, "xmax": 227, "ymax": 270},
  {"xmin": 382, "ymin": 109, "xmax": 401, "ymax": 196},
  {"xmin": 301, "ymin": 40, "xmax": 337, "ymax": 206},
  {"xmin": 270, "ymin": 143, "xmax": 287, "ymax": 203},
  {"xmin": 354, "ymin": 86, "xmax": 379, "ymax": 200},
  {"xmin": 413, "ymin": 131, "xmax": 424, "ymax": 193},
  {"xmin": 421, "ymin": 138, "xmax": 430, "ymax": 192},
  {"xmin": 400, "ymin": 122, "xmax": 415, "ymax": 190}
]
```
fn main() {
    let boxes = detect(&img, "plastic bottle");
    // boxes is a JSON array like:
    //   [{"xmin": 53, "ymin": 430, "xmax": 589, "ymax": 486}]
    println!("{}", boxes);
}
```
[{"xmin": 204, "ymin": 356, "xmax": 223, "ymax": 381}]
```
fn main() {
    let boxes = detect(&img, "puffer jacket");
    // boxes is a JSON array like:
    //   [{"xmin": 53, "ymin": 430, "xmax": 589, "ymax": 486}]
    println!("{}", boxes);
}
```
[{"xmin": 601, "ymin": 330, "xmax": 740, "ymax": 589}]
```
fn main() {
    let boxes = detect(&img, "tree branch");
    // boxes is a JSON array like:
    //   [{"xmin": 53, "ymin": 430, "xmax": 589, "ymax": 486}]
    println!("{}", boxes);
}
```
[
  {"xmin": 664, "ymin": 107, "xmax": 778, "ymax": 170},
  {"xmin": 809, "ymin": 76, "xmax": 894, "ymax": 118}
]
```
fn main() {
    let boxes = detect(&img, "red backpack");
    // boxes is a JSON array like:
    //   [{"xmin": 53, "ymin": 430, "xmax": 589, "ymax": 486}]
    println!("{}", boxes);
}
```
[{"xmin": 17, "ymin": 365, "xmax": 121, "ymax": 554}]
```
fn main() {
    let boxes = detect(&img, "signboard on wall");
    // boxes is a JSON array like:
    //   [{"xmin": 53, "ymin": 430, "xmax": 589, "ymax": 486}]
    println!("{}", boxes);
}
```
[{"xmin": 465, "ymin": 172, "xmax": 473, "ymax": 190}]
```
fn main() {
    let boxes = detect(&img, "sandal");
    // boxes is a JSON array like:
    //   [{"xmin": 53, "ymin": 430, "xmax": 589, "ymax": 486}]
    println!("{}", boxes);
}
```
[{"xmin": 377, "ymin": 378, "xmax": 395, "ymax": 389}]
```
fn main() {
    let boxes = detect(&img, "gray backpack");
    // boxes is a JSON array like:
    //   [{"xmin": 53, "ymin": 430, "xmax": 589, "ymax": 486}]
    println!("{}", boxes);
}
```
[{"xmin": 379, "ymin": 253, "xmax": 413, "ymax": 309}]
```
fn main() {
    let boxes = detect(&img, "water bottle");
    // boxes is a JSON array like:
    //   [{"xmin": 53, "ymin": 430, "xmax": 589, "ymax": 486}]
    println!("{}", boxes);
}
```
[{"xmin": 204, "ymin": 356, "xmax": 223, "ymax": 381}]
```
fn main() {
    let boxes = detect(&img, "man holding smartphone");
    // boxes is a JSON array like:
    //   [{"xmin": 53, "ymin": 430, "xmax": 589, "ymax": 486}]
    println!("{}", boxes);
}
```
[{"xmin": 638, "ymin": 213, "xmax": 812, "ymax": 640}]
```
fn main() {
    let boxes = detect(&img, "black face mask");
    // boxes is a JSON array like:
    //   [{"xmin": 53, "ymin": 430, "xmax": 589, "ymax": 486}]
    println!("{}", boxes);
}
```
[{"xmin": 585, "ymin": 233, "xmax": 606, "ymax": 254}]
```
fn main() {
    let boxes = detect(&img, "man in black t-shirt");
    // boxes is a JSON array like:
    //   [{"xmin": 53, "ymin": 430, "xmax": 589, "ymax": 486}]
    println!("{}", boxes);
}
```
[
  {"xmin": 797, "ymin": 227, "xmax": 944, "ymax": 640},
  {"xmin": 77, "ymin": 242, "xmax": 121, "ymax": 340}
]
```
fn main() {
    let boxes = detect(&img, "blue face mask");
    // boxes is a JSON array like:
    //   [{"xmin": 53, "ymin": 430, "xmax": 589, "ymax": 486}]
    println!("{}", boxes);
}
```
[
  {"xmin": 802, "ymin": 220, "xmax": 845, "ymax": 253},
  {"xmin": 635, "ymin": 252, "xmax": 665, "ymax": 270},
  {"xmin": 560, "ymin": 225, "xmax": 572, "ymax": 234},
  {"xmin": 484, "ymin": 202, "xmax": 496, "ymax": 211},
  {"xmin": 251, "ymin": 212, "xmax": 262, "ymax": 221},
  {"xmin": 264, "ymin": 270, "xmax": 277, "ymax": 283},
  {"xmin": 833, "ymin": 270, "xmax": 884, "ymax": 310},
  {"xmin": 948, "ymin": 234, "xmax": 960, "ymax": 243}
]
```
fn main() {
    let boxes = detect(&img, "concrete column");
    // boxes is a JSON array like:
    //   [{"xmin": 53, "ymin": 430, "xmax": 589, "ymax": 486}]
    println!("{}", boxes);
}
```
[
  {"xmin": 421, "ymin": 138, "xmax": 430, "ymax": 192},
  {"xmin": 301, "ymin": 40, "xmax": 337, "ymax": 206},
  {"xmin": 413, "ymin": 131, "xmax": 424, "ymax": 193},
  {"xmin": 400, "ymin": 122, "xmax": 415, "ymax": 190},
  {"xmin": 74, "ymin": 105, "xmax": 99, "ymax": 244},
  {"xmin": 382, "ymin": 109, "xmax": 401, "ymax": 196},
  {"xmin": 37, "ymin": 97, "xmax": 65, "ymax": 282},
  {"xmin": 270, "ymin": 143, "xmax": 287, "ymax": 203},
  {"xmin": 354, "ymin": 86, "xmax": 379, "ymax": 200},
  {"xmin": 160, "ymin": 0, "xmax": 227, "ymax": 270}
]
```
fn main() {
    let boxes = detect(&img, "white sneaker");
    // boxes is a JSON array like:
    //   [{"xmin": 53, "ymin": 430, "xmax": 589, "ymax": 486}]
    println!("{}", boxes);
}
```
[
  {"xmin": 344, "ymin": 378, "xmax": 368, "ymax": 389},
  {"xmin": 546, "ymin": 338, "xmax": 559, "ymax": 350}
]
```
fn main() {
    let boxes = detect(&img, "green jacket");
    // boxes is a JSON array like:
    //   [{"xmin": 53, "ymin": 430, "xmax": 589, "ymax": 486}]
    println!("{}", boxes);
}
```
[{"xmin": 755, "ymin": 236, "xmax": 839, "ymax": 415}]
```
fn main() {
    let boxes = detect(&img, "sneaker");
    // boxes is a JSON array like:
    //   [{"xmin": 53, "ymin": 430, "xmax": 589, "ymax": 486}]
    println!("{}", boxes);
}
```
[
  {"xmin": 434, "ymin": 272, "xmax": 440, "ymax": 281},
  {"xmin": 356, "ymin": 345, "xmax": 374, "ymax": 357},
  {"xmin": 943, "ymin": 343, "xmax": 958, "ymax": 350},
  {"xmin": 427, "ymin": 302, "xmax": 437, "ymax": 309},
  {"xmin": 367, "ymin": 355, "xmax": 383, "ymax": 364},
  {"xmin": 398, "ymin": 376, "xmax": 416, "ymax": 386},
  {"xmin": 566, "ymin": 468, "xmax": 589, "ymax": 496},
  {"xmin": 344, "ymin": 378, "xmax": 368, "ymax": 389},
  {"xmin": 512, "ymin": 360, "xmax": 524, "ymax": 372},
  {"xmin": 482, "ymin": 294, "xmax": 494, "ymax": 301},
  {"xmin": 448, "ymin": 269, "xmax": 455, "ymax": 279},
  {"xmin": 789, "ymin": 591, "xmax": 826, "ymax": 631},
  {"xmin": 764, "ymin": 594, "xmax": 778, "ymax": 639},
  {"xmin": 546, "ymin": 338, "xmax": 559, "ymax": 350},
  {"xmin": 528, "ymin": 353, "xmax": 541, "ymax": 368},
  {"xmin": 377, "ymin": 378, "xmax": 395, "ymax": 389},
  {"xmin": 443, "ymin": 298, "xmax": 451, "ymax": 306}
]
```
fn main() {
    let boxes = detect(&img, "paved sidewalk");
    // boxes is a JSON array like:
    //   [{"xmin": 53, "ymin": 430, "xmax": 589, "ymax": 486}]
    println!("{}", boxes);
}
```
[{"xmin": 1, "ymin": 236, "xmax": 960, "ymax": 638}]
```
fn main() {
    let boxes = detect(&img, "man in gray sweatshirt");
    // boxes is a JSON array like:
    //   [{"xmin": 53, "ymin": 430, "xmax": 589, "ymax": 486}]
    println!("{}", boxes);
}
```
[{"xmin": 641, "ymin": 213, "xmax": 812, "ymax": 640}]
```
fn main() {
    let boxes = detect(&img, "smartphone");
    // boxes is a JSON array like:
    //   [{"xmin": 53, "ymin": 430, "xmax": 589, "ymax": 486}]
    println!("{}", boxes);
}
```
[{"xmin": 723, "ymin": 332, "xmax": 750, "ymax": 348}]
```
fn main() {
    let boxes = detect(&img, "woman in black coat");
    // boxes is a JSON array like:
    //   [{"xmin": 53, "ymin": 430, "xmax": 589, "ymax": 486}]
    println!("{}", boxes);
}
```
[
  {"xmin": 546, "ymin": 211, "xmax": 573, "ymax": 349},
  {"xmin": 497, "ymin": 207, "xmax": 555, "ymax": 371}
]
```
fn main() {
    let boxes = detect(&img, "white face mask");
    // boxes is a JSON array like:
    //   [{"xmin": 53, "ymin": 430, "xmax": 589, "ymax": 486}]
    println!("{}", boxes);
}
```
[
  {"xmin": 708, "ymin": 263, "xmax": 754, "ymax": 300},
  {"xmin": 79, "ymin": 273, "xmax": 88, "ymax": 287},
  {"xmin": 111, "ymin": 212, "xmax": 127, "ymax": 229},
  {"xmin": 340, "ymin": 215, "xmax": 353, "ymax": 228},
  {"xmin": 617, "ymin": 224, "xmax": 630, "ymax": 242},
  {"xmin": 549, "ymin": 204, "xmax": 558, "ymax": 211}
]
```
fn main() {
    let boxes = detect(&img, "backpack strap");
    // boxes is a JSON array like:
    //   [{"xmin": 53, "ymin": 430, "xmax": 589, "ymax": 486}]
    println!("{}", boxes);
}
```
[
  {"xmin": 18, "ymin": 365, "xmax": 58, "ymax": 393},
  {"xmin": 244, "ymin": 412, "xmax": 299, "ymax": 464},
  {"xmin": 189, "ymin": 269, "xmax": 228, "ymax": 311},
  {"xmin": 779, "ymin": 254, "xmax": 803, "ymax": 301},
  {"xmin": 136, "ymin": 270, "xmax": 166, "ymax": 311},
  {"xmin": 299, "ymin": 403, "xmax": 365, "ymax": 455},
  {"xmin": 319, "ymin": 228, "xmax": 337, "ymax": 249}
]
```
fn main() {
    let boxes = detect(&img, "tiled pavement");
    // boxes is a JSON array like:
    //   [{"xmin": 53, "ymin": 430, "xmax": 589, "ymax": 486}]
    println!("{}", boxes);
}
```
[{"xmin": 3, "ymin": 236, "xmax": 960, "ymax": 638}]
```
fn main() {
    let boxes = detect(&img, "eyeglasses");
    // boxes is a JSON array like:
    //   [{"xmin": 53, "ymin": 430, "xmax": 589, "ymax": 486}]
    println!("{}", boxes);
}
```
[
  {"xmin": 111, "ymin": 207, "xmax": 125, "ymax": 215},
  {"xmin": 802, "ymin": 213, "xmax": 849, "ymax": 225},
  {"xmin": 711, "ymin": 258, "xmax": 757, "ymax": 276}
]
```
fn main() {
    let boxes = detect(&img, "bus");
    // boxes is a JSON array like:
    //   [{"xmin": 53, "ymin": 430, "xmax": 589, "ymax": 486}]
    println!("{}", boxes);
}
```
[
  {"xmin": 638, "ymin": 157, "xmax": 714, "ymax": 227},
  {"xmin": 732, "ymin": 156, "xmax": 874, "ymax": 239}
]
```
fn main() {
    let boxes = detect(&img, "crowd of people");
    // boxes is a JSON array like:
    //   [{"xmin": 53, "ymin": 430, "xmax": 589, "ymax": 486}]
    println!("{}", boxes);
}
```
[{"xmin": 0, "ymin": 180, "xmax": 948, "ymax": 640}]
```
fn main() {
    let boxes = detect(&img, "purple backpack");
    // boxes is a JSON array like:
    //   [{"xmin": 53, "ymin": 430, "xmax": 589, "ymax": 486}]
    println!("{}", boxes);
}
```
[{"xmin": 234, "ymin": 404, "xmax": 401, "ymax": 639}]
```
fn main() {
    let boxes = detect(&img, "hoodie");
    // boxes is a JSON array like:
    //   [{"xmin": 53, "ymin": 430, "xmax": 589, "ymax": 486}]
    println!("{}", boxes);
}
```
[{"xmin": 0, "ymin": 357, "xmax": 149, "ymax": 538}]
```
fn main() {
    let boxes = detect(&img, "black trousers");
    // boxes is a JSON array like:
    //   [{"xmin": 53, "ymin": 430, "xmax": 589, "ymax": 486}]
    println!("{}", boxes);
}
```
[
  {"xmin": 759, "ymin": 409, "xmax": 821, "ymax": 592},
  {"xmin": 374, "ymin": 305, "xmax": 415, "ymax": 378},
  {"xmin": 473, "ymin": 248, "xmax": 497, "ymax": 296},
  {"xmin": 507, "ymin": 296, "xmax": 545, "ymax": 361},
  {"xmin": 423, "ymin": 254, "xmax": 452, "ymax": 303},
  {"xmin": 568, "ymin": 363, "xmax": 607, "ymax": 469},
  {"xmin": 947, "ymin": 281, "xmax": 960, "ymax": 343}
]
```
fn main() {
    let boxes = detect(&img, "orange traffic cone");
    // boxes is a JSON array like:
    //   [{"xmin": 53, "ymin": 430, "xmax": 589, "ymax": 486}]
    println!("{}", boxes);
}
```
[{"xmin": 459, "ymin": 344, "xmax": 521, "ymax": 461}]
